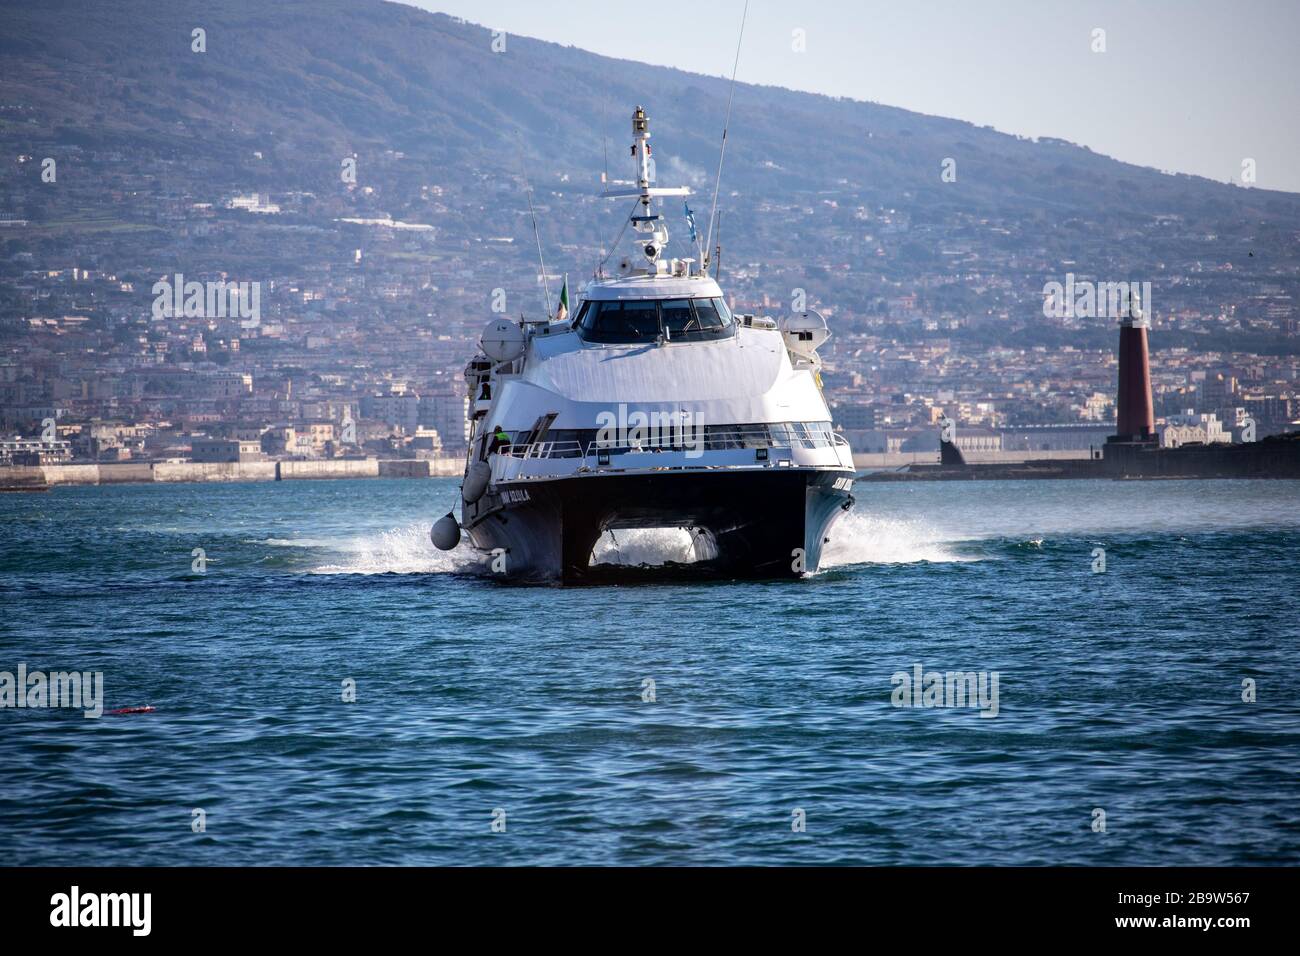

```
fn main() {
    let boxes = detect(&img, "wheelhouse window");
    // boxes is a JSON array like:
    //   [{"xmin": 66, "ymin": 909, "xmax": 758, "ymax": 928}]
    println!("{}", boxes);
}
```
[
  {"xmin": 579, "ymin": 300, "xmax": 660, "ymax": 343},
  {"xmin": 692, "ymin": 298, "xmax": 728, "ymax": 331},
  {"xmin": 577, "ymin": 297, "xmax": 736, "ymax": 344},
  {"xmin": 710, "ymin": 297, "xmax": 734, "ymax": 326},
  {"xmin": 659, "ymin": 299, "xmax": 693, "ymax": 338}
]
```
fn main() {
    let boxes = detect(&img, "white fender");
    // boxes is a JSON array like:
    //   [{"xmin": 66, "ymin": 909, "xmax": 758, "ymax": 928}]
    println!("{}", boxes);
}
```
[{"xmin": 462, "ymin": 460, "xmax": 492, "ymax": 503}]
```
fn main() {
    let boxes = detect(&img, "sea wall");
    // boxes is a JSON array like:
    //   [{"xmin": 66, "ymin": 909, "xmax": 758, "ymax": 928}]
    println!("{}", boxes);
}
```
[
  {"xmin": 375, "ymin": 458, "xmax": 463, "ymax": 477},
  {"xmin": 278, "ymin": 459, "xmax": 379, "ymax": 480},
  {"xmin": 0, "ymin": 458, "xmax": 464, "ymax": 489},
  {"xmin": 0, "ymin": 466, "xmax": 49, "ymax": 491},
  {"xmin": 153, "ymin": 461, "xmax": 278, "ymax": 483},
  {"xmin": 102, "ymin": 462, "xmax": 170, "ymax": 483},
  {"xmin": 429, "ymin": 457, "xmax": 464, "ymax": 477},
  {"xmin": 853, "ymin": 449, "xmax": 1093, "ymax": 470},
  {"xmin": 40, "ymin": 463, "xmax": 103, "ymax": 485}
]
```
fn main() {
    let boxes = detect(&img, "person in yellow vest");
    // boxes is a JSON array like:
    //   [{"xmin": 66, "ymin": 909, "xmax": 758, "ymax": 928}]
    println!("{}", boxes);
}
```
[{"xmin": 488, "ymin": 425, "xmax": 511, "ymax": 453}]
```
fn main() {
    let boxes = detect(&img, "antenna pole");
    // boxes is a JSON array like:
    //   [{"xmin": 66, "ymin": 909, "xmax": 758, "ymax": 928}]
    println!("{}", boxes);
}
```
[
  {"xmin": 713, "ymin": 211, "xmax": 722, "ymax": 279},
  {"xmin": 518, "ymin": 139, "xmax": 552, "ymax": 317},
  {"xmin": 598, "ymin": 95, "xmax": 610, "ymax": 276},
  {"xmin": 602, "ymin": 95, "xmax": 611, "ymax": 187},
  {"xmin": 703, "ymin": 0, "xmax": 748, "ymax": 273}
]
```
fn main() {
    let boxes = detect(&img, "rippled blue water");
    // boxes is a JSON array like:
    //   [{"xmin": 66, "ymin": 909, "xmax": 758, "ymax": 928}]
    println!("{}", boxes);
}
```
[{"xmin": 1, "ymin": 477, "xmax": 1297, "ymax": 865}]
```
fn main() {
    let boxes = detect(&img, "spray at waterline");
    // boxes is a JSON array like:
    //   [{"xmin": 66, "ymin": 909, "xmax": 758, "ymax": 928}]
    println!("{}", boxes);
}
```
[{"xmin": 297, "ymin": 511, "xmax": 974, "ymax": 576}]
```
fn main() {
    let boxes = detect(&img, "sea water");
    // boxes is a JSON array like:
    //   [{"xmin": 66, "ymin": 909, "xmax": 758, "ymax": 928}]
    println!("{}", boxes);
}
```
[{"xmin": 1, "ymin": 478, "xmax": 1296, "ymax": 865}]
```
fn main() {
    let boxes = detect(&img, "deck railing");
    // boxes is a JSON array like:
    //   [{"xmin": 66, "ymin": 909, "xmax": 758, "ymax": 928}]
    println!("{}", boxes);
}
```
[{"xmin": 498, "ymin": 424, "xmax": 847, "ymax": 462}]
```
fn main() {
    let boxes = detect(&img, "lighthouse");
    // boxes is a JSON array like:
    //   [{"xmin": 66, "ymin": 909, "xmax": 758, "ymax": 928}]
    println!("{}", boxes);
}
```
[{"xmin": 1109, "ymin": 290, "xmax": 1156, "ymax": 444}]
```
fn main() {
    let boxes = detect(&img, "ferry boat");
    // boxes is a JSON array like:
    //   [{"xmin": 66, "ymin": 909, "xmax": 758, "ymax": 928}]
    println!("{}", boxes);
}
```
[{"xmin": 431, "ymin": 107, "xmax": 855, "ymax": 583}]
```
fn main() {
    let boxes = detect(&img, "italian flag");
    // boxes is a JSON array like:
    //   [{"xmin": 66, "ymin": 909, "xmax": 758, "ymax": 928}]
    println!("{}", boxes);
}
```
[{"xmin": 556, "ymin": 275, "xmax": 569, "ymax": 323}]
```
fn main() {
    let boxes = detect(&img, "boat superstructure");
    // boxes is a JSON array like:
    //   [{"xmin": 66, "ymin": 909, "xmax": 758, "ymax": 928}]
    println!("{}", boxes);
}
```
[{"xmin": 431, "ymin": 107, "xmax": 855, "ymax": 583}]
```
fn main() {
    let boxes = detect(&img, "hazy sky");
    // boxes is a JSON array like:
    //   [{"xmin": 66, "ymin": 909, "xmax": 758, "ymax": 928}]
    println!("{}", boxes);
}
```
[{"xmin": 402, "ymin": 0, "xmax": 1300, "ymax": 193}]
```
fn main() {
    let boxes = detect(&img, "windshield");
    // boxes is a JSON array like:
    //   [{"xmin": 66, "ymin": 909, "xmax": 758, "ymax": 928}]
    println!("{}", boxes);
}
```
[
  {"xmin": 579, "ymin": 300, "xmax": 659, "ymax": 343},
  {"xmin": 577, "ymin": 297, "xmax": 735, "ymax": 344}
]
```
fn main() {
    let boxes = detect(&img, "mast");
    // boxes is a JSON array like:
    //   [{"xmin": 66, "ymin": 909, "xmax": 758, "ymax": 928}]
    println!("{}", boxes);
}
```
[{"xmin": 601, "ymin": 107, "xmax": 691, "ymax": 277}]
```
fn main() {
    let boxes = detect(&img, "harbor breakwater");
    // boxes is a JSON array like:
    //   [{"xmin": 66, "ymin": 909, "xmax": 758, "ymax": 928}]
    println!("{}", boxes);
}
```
[
  {"xmin": 0, "ymin": 457, "xmax": 463, "ymax": 491},
  {"xmin": 860, "ymin": 433, "xmax": 1300, "ymax": 481}
]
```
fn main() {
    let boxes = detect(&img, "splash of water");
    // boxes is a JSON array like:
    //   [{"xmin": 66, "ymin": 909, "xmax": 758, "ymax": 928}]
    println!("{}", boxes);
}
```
[
  {"xmin": 307, "ymin": 523, "xmax": 480, "ymax": 575},
  {"xmin": 590, "ymin": 528, "xmax": 701, "ymax": 566},
  {"xmin": 586, "ymin": 512, "xmax": 974, "ymax": 569},
  {"xmin": 821, "ymin": 510, "xmax": 972, "ymax": 566},
  {"xmin": 294, "ymin": 510, "xmax": 977, "ymax": 576}
]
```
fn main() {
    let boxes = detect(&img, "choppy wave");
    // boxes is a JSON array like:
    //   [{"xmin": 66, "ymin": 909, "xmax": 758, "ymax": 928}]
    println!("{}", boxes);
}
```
[
  {"xmin": 6, "ymin": 478, "xmax": 1298, "ymax": 866},
  {"xmin": 257, "ymin": 536, "xmax": 349, "ymax": 549}
]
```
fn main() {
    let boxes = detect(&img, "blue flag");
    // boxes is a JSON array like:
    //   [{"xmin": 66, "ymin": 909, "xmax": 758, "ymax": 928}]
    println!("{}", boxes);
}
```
[{"xmin": 684, "ymin": 201, "xmax": 697, "ymax": 244}]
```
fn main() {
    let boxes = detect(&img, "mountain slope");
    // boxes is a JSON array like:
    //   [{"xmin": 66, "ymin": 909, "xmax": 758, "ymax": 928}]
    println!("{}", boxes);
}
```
[
  {"xmin": 2, "ymin": 0, "xmax": 1295, "ymax": 217},
  {"xmin": 1, "ymin": 0, "xmax": 1296, "ymax": 349}
]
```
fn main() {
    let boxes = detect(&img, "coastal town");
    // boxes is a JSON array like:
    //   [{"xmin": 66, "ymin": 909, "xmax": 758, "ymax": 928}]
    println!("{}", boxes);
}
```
[{"xmin": 2, "ymin": 111, "xmax": 1297, "ymax": 478}]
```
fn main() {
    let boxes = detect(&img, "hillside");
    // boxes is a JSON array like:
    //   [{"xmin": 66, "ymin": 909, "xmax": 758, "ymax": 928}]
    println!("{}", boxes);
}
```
[
  {"xmin": 3, "ymin": 0, "xmax": 1296, "ymax": 214},
  {"xmin": 1, "ymin": 0, "xmax": 1297, "ymax": 351}
]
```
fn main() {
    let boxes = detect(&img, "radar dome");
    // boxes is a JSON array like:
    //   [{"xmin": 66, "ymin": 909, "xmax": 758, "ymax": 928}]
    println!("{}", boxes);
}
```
[{"xmin": 480, "ymin": 319, "xmax": 525, "ymax": 363}]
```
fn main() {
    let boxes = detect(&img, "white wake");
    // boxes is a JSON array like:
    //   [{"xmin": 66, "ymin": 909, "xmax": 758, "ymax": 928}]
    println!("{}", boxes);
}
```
[
  {"xmin": 820, "ymin": 510, "xmax": 972, "ymax": 566},
  {"xmin": 277, "ymin": 509, "xmax": 975, "ymax": 576},
  {"xmin": 294, "ymin": 523, "xmax": 480, "ymax": 575}
]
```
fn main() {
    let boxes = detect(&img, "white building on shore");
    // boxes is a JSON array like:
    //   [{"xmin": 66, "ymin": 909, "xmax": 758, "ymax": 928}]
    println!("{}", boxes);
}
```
[{"xmin": 1158, "ymin": 411, "xmax": 1230, "ymax": 448}]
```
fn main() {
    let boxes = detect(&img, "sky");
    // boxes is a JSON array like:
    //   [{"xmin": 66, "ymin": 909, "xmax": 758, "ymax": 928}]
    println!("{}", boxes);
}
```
[{"xmin": 402, "ymin": 0, "xmax": 1300, "ymax": 193}]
